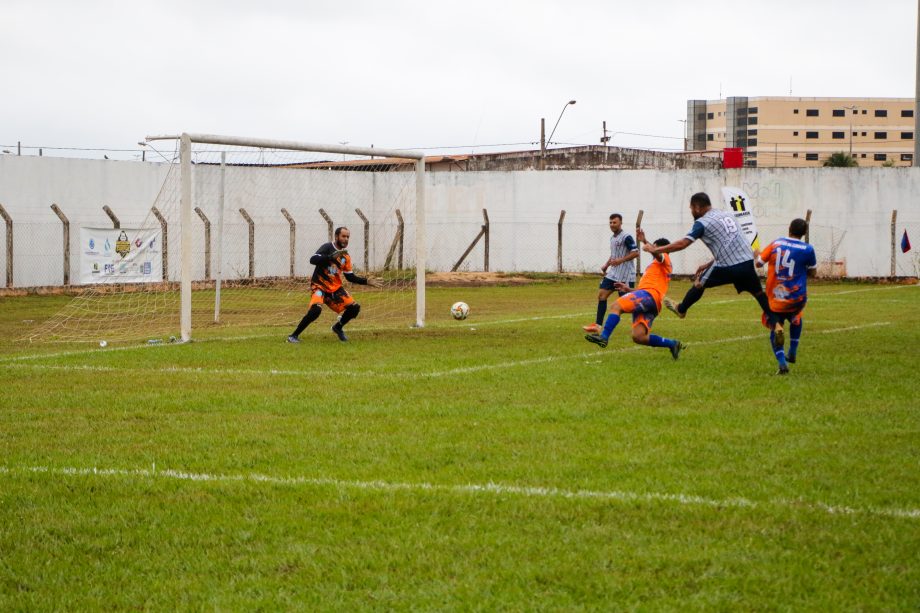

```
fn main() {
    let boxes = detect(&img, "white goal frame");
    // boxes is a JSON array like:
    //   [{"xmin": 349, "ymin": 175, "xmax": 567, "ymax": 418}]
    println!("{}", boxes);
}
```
[{"xmin": 145, "ymin": 132, "xmax": 427, "ymax": 341}]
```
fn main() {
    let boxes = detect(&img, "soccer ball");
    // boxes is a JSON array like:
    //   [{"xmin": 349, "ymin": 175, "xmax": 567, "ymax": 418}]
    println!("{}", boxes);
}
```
[
  {"xmin": 450, "ymin": 301, "xmax": 470, "ymax": 320},
  {"xmin": 99, "ymin": 340, "xmax": 107, "ymax": 348}
]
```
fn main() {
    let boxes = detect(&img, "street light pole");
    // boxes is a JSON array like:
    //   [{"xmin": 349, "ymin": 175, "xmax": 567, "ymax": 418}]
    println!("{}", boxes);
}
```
[
  {"xmin": 678, "ymin": 119, "xmax": 688, "ymax": 151},
  {"xmin": 546, "ymin": 100, "xmax": 576, "ymax": 150},
  {"xmin": 843, "ymin": 105, "xmax": 858, "ymax": 158}
]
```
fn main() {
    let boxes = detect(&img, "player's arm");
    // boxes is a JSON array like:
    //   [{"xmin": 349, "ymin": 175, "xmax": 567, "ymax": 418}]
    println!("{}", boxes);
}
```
[
  {"xmin": 309, "ymin": 243, "xmax": 337, "ymax": 266},
  {"xmin": 636, "ymin": 229, "xmax": 663, "ymax": 262},
  {"xmin": 622, "ymin": 234, "xmax": 639, "ymax": 262},
  {"xmin": 647, "ymin": 221, "xmax": 703, "ymax": 256},
  {"xmin": 344, "ymin": 271, "xmax": 368, "ymax": 285}
]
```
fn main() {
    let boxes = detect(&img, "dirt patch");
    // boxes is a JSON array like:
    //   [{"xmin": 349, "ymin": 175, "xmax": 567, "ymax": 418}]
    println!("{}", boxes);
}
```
[{"xmin": 425, "ymin": 272, "xmax": 581, "ymax": 287}]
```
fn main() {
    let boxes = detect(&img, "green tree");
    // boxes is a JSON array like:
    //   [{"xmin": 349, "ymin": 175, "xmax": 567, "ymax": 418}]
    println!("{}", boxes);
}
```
[{"xmin": 823, "ymin": 152, "xmax": 858, "ymax": 167}]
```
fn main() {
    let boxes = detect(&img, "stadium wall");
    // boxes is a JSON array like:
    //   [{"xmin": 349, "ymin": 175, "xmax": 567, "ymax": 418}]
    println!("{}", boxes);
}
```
[{"xmin": 1, "ymin": 155, "xmax": 918, "ymax": 287}]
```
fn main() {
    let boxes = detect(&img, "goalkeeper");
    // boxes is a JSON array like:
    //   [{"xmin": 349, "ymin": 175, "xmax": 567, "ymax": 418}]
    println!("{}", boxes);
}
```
[{"xmin": 288, "ymin": 227, "xmax": 374, "ymax": 343}]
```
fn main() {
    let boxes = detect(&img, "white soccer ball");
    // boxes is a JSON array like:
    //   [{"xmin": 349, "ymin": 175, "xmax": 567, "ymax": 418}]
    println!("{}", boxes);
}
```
[
  {"xmin": 450, "ymin": 301, "xmax": 470, "ymax": 320},
  {"xmin": 99, "ymin": 340, "xmax": 108, "ymax": 348}
]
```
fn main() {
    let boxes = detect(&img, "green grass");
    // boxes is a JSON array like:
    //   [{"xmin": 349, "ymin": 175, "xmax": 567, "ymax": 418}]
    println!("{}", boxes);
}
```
[{"xmin": 1, "ymin": 279, "xmax": 919, "ymax": 610}]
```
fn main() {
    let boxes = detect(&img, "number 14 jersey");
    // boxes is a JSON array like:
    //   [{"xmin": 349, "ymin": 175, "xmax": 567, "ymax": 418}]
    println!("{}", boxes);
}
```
[{"xmin": 758, "ymin": 237, "xmax": 817, "ymax": 312}]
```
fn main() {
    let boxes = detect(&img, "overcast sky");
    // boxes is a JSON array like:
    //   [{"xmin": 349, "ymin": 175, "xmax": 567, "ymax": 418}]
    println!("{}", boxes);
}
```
[{"xmin": 1, "ymin": 0, "xmax": 917, "ymax": 160}]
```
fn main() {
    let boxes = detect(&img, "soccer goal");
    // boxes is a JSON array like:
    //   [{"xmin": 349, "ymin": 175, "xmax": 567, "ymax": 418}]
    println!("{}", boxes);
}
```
[{"xmin": 27, "ymin": 133, "xmax": 426, "ymax": 344}]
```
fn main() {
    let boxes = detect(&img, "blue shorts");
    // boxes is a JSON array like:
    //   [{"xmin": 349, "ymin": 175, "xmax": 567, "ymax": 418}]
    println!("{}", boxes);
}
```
[
  {"xmin": 599, "ymin": 278, "xmax": 634, "ymax": 296},
  {"xmin": 616, "ymin": 289, "xmax": 659, "ymax": 331}
]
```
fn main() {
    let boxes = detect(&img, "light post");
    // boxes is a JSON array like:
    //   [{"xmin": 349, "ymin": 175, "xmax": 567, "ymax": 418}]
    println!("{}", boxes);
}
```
[
  {"xmin": 545, "ymin": 100, "xmax": 576, "ymax": 150},
  {"xmin": 138, "ymin": 141, "xmax": 172, "ymax": 163},
  {"xmin": 843, "ymin": 105, "xmax": 859, "ymax": 158},
  {"xmin": 678, "ymin": 119, "xmax": 688, "ymax": 151}
]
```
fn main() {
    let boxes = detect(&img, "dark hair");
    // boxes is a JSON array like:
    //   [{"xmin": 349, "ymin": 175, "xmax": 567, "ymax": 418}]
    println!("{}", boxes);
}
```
[
  {"xmin": 334, "ymin": 226, "xmax": 349, "ymax": 238},
  {"xmin": 653, "ymin": 238, "xmax": 670, "ymax": 247},
  {"xmin": 690, "ymin": 192, "xmax": 712, "ymax": 208},
  {"xmin": 789, "ymin": 218, "xmax": 808, "ymax": 238},
  {"xmin": 609, "ymin": 213, "xmax": 623, "ymax": 221}
]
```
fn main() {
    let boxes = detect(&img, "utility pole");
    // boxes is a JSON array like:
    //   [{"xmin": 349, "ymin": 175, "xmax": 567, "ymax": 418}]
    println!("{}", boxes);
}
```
[
  {"xmin": 601, "ymin": 121, "xmax": 611, "ymax": 145},
  {"xmin": 915, "ymin": 0, "xmax": 920, "ymax": 165},
  {"xmin": 540, "ymin": 118, "xmax": 546, "ymax": 157}
]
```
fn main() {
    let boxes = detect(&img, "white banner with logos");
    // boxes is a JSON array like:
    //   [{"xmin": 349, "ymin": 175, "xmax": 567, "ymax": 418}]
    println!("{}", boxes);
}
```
[{"xmin": 79, "ymin": 227, "xmax": 163, "ymax": 284}]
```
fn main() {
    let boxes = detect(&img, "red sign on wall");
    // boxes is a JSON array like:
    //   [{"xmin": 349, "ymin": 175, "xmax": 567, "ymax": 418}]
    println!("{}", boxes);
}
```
[{"xmin": 723, "ymin": 148, "xmax": 743, "ymax": 169}]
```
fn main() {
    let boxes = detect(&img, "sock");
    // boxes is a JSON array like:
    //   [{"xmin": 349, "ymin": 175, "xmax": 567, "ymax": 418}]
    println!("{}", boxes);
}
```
[
  {"xmin": 339, "ymin": 303, "xmax": 361, "ymax": 326},
  {"xmin": 292, "ymin": 305, "xmax": 322, "ymax": 337},
  {"xmin": 789, "ymin": 321, "xmax": 802, "ymax": 359},
  {"xmin": 770, "ymin": 332, "xmax": 787, "ymax": 367},
  {"xmin": 595, "ymin": 300, "xmax": 608, "ymax": 326},
  {"xmin": 678, "ymin": 286, "xmax": 704, "ymax": 314},
  {"xmin": 648, "ymin": 334, "xmax": 677, "ymax": 349},
  {"xmin": 601, "ymin": 313, "xmax": 620, "ymax": 339}
]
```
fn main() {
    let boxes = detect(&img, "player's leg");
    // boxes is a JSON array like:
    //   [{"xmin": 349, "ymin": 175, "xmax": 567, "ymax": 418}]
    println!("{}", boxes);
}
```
[
  {"xmin": 289, "ymin": 292, "xmax": 324, "ymax": 342},
  {"xmin": 765, "ymin": 311, "xmax": 789, "ymax": 374},
  {"xmin": 666, "ymin": 263, "xmax": 722, "ymax": 318},
  {"xmin": 788, "ymin": 311, "xmax": 803, "ymax": 363},
  {"xmin": 330, "ymin": 291, "xmax": 358, "ymax": 342},
  {"xmin": 632, "ymin": 301, "xmax": 685, "ymax": 359},
  {"xmin": 584, "ymin": 281, "xmax": 615, "ymax": 332},
  {"xmin": 585, "ymin": 294, "xmax": 629, "ymax": 347}
]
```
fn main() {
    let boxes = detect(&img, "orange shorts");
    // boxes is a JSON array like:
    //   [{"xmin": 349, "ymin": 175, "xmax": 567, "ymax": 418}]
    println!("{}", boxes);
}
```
[
  {"xmin": 762, "ymin": 306, "xmax": 804, "ymax": 328},
  {"xmin": 309, "ymin": 286, "xmax": 355, "ymax": 314},
  {"xmin": 615, "ymin": 290, "xmax": 659, "ymax": 331}
]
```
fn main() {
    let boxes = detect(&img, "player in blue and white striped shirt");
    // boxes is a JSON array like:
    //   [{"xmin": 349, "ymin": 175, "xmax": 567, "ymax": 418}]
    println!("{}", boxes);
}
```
[
  {"xmin": 583, "ymin": 213, "xmax": 638, "ymax": 333},
  {"xmin": 645, "ymin": 192, "xmax": 773, "ymax": 321}
]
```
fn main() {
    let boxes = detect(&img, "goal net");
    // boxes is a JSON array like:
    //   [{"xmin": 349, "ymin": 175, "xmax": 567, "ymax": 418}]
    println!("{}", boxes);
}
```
[{"xmin": 25, "ymin": 134, "xmax": 425, "ymax": 344}]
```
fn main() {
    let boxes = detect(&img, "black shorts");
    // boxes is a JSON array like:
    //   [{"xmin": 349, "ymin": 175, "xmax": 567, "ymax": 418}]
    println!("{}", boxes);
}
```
[{"xmin": 700, "ymin": 260, "xmax": 763, "ymax": 295}]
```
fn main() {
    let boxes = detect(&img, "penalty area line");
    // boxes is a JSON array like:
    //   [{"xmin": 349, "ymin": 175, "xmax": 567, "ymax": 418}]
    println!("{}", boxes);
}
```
[{"xmin": 1, "ymin": 464, "xmax": 917, "ymax": 521}]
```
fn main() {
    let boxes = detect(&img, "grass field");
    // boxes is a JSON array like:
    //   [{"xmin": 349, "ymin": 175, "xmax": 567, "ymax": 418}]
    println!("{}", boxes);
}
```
[{"xmin": 1, "ymin": 277, "xmax": 919, "ymax": 610}]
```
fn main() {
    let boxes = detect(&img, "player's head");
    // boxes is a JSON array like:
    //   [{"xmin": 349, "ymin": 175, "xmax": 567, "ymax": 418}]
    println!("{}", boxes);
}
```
[
  {"xmin": 609, "ymin": 213, "xmax": 623, "ymax": 233},
  {"xmin": 788, "ymin": 218, "xmax": 808, "ymax": 239},
  {"xmin": 689, "ymin": 192, "xmax": 712, "ymax": 219},
  {"xmin": 653, "ymin": 238, "xmax": 670, "ymax": 247},
  {"xmin": 334, "ymin": 226, "xmax": 350, "ymax": 248}
]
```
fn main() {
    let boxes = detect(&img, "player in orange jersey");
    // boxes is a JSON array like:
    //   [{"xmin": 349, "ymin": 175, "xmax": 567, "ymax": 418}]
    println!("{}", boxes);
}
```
[
  {"xmin": 288, "ymin": 227, "xmax": 376, "ymax": 343},
  {"xmin": 585, "ymin": 230, "xmax": 686, "ymax": 359}
]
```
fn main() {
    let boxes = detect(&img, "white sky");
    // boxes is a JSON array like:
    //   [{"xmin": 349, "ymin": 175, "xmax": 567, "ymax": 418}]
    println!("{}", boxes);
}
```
[{"xmin": 1, "ymin": 0, "xmax": 917, "ymax": 160}]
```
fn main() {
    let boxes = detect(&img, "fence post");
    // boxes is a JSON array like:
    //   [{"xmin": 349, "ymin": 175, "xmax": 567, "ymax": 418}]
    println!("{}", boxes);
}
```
[
  {"xmin": 280, "ymin": 208, "xmax": 296, "ymax": 278},
  {"xmin": 396, "ymin": 209, "xmax": 405, "ymax": 270},
  {"xmin": 151, "ymin": 207, "xmax": 168, "ymax": 282},
  {"xmin": 384, "ymin": 209, "xmax": 404, "ymax": 271},
  {"xmin": 891, "ymin": 209, "xmax": 898, "ymax": 277},
  {"xmin": 103, "ymin": 205, "xmax": 120, "ymax": 229},
  {"xmin": 239, "ymin": 208, "xmax": 255, "ymax": 279},
  {"xmin": 482, "ymin": 208, "xmax": 490, "ymax": 272},
  {"xmin": 194, "ymin": 207, "xmax": 211, "ymax": 280},
  {"xmin": 0, "ymin": 204, "xmax": 12, "ymax": 287},
  {"xmin": 50, "ymin": 203, "xmax": 70, "ymax": 286},
  {"xmin": 355, "ymin": 208, "xmax": 369, "ymax": 273},
  {"xmin": 804, "ymin": 209, "xmax": 812, "ymax": 244},
  {"xmin": 635, "ymin": 209, "xmax": 644, "ymax": 278},
  {"xmin": 319, "ymin": 208, "xmax": 334, "ymax": 242},
  {"xmin": 557, "ymin": 210, "xmax": 566, "ymax": 273}
]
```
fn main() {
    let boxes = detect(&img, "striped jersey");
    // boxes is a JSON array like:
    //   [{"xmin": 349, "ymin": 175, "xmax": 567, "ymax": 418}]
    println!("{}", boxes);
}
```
[
  {"xmin": 604, "ymin": 231, "xmax": 638, "ymax": 283},
  {"xmin": 685, "ymin": 208, "xmax": 753, "ymax": 267}
]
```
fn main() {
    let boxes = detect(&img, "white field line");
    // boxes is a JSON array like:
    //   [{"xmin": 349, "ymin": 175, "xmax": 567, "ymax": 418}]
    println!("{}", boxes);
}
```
[
  {"xmin": 2, "ymin": 283, "xmax": 913, "ymax": 365},
  {"xmin": 2, "ymin": 322, "xmax": 891, "ymax": 380},
  {"xmin": 1, "ymin": 465, "xmax": 917, "ymax": 521}
]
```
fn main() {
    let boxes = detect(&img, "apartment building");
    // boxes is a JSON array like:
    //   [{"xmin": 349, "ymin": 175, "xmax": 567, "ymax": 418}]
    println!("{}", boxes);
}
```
[{"xmin": 686, "ymin": 96, "xmax": 915, "ymax": 167}]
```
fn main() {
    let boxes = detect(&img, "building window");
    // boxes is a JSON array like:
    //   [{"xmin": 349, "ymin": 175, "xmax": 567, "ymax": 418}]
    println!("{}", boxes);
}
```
[
  {"xmin": 875, "ymin": 132, "xmax": 887, "ymax": 139},
  {"xmin": 793, "ymin": 153, "xmax": 799, "ymax": 158},
  {"xmin": 833, "ymin": 109, "xmax": 845, "ymax": 117},
  {"xmin": 806, "ymin": 109, "xmax": 819, "ymax": 117},
  {"xmin": 862, "ymin": 109, "xmax": 867, "ymax": 114},
  {"xmin": 707, "ymin": 134, "xmax": 714, "ymax": 141},
  {"xmin": 874, "ymin": 153, "xmax": 887, "ymax": 161},
  {"xmin": 793, "ymin": 109, "xmax": 799, "ymax": 114},
  {"xmin": 748, "ymin": 139, "xmax": 758, "ymax": 146},
  {"xmin": 902, "ymin": 109, "xmax": 914, "ymax": 118},
  {"xmin": 806, "ymin": 131, "xmax": 819, "ymax": 139},
  {"xmin": 746, "ymin": 152, "xmax": 757, "ymax": 158},
  {"xmin": 832, "ymin": 132, "xmax": 845, "ymax": 139},
  {"xmin": 875, "ymin": 109, "xmax": 888, "ymax": 117},
  {"xmin": 902, "ymin": 153, "xmax": 914, "ymax": 161},
  {"xmin": 748, "ymin": 117, "xmax": 758, "ymax": 125},
  {"xmin": 902, "ymin": 132, "xmax": 914, "ymax": 140},
  {"xmin": 805, "ymin": 153, "xmax": 819, "ymax": 161},
  {"xmin": 748, "ymin": 107, "xmax": 758, "ymax": 114},
  {"xmin": 853, "ymin": 131, "xmax": 858, "ymax": 136},
  {"xmin": 852, "ymin": 109, "xmax": 859, "ymax": 115},
  {"xmin": 793, "ymin": 131, "xmax": 799, "ymax": 136},
  {"xmin": 748, "ymin": 129, "xmax": 758, "ymax": 136},
  {"xmin": 861, "ymin": 153, "xmax": 867, "ymax": 158},
  {"xmin": 697, "ymin": 113, "xmax": 705, "ymax": 120},
  {"xmin": 745, "ymin": 161, "xmax": 758, "ymax": 168},
  {"xmin": 861, "ymin": 132, "xmax": 867, "ymax": 137},
  {"xmin": 707, "ymin": 112, "xmax": 714, "ymax": 119}
]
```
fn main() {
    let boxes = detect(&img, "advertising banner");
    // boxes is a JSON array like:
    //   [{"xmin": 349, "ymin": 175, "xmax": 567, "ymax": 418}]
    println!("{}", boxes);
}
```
[{"xmin": 79, "ymin": 227, "xmax": 163, "ymax": 284}]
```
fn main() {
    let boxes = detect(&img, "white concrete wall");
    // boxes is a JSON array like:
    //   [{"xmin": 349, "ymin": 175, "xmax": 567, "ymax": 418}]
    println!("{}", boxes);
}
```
[{"xmin": 1, "ymin": 155, "xmax": 918, "ymax": 287}]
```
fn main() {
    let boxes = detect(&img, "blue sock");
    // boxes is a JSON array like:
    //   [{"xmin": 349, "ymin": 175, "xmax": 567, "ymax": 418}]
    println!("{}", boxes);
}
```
[
  {"xmin": 789, "ymin": 321, "xmax": 802, "ymax": 359},
  {"xmin": 770, "ymin": 332, "xmax": 787, "ymax": 367},
  {"xmin": 648, "ymin": 334, "xmax": 677, "ymax": 349},
  {"xmin": 596, "ymin": 300, "xmax": 607, "ymax": 326},
  {"xmin": 601, "ymin": 313, "xmax": 620, "ymax": 339}
]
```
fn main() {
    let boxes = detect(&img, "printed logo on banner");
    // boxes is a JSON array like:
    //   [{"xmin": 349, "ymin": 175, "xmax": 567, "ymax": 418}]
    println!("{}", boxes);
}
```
[
  {"xmin": 134, "ymin": 238, "xmax": 142, "ymax": 248},
  {"xmin": 92, "ymin": 263, "xmax": 100, "ymax": 274},
  {"xmin": 148, "ymin": 237, "xmax": 157, "ymax": 250},
  {"xmin": 142, "ymin": 261, "xmax": 152, "ymax": 275},
  {"xmin": 115, "ymin": 231, "xmax": 130, "ymax": 258},
  {"xmin": 89, "ymin": 238, "xmax": 95, "ymax": 250},
  {"xmin": 104, "ymin": 264, "xmax": 115, "ymax": 275},
  {"xmin": 104, "ymin": 238, "xmax": 112, "ymax": 254}
]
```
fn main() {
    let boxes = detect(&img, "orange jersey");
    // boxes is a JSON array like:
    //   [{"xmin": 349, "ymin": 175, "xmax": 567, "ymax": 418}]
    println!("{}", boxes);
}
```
[
  {"xmin": 310, "ymin": 242, "xmax": 354, "ymax": 293},
  {"xmin": 636, "ymin": 253, "xmax": 672, "ymax": 308}
]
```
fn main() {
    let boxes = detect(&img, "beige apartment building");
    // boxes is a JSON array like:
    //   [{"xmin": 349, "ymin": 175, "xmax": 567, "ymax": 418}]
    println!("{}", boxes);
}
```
[{"xmin": 686, "ymin": 96, "xmax": 915, "ymax": 167}]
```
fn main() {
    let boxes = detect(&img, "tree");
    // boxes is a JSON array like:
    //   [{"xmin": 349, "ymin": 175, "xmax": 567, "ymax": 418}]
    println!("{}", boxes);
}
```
[{"xmin": 823, "ymin": 152, "xmax": 858, "ymax": 167}]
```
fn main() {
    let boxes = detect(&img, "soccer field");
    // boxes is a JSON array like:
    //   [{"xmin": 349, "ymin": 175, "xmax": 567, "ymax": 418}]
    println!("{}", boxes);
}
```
[{"xmin": 1, "ymin": 278, "xmax": 919, "ymax": 610}]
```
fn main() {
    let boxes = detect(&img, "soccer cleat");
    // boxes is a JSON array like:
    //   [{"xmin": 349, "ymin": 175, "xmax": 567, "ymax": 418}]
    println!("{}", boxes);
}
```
[
  {"xmin": 331, "ymin": 323, "xmax": 348, "ymax": 342},
  {"xmin": 286, "ymin": 335, "xmax": 300, "ymax": 344},
  {"xmin": 669, "ymin": 341, "xmax": 686, "ymax": 361},
  {"xmin": 773, "ymin": 323, "xmax": 785, "ymax": 350},
  {"xmin": 777, "ymin": 365, "xmax": 790, "ymax": 375},
  {"xmin": 787, "ymin": 354, "xmax": 796, "ymax": 364},
  {"xmin": 663, "ymin": 297, "xmax": 685, "ymax": 319},
  {"xmin": 582, "ymin": 323, "xmax": 602, "ymax": 333},
  {"xmin": 584, "ymin": 333, "xmax": 608, "ymax": 348}
]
